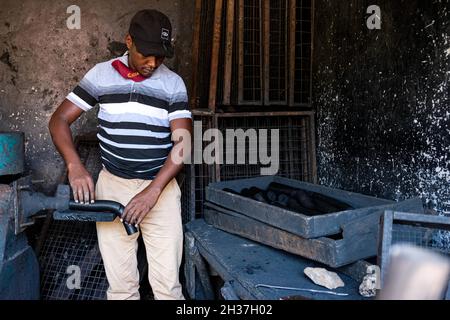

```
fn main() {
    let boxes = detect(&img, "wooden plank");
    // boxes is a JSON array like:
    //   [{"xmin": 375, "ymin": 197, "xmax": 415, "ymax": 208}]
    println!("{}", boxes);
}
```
[
  {"xmin": 208, "ymin": 0, "xmax": 224, "ymax": 112},
  {"xmin": 310, "ymin": 0, "xmax": 315, "ymax": 105},
  {"xmin": 215, "ymin": 110, "xmax": 315, "ymax": 117},
  {"xmin": 186, "ymin": 219, "xmax": 366, "ymax": 300},
  {"xmin": 204, "ymin": 205, "xmax": 338, "ymax": 267},
  {"xmin": 393, "ymin": 212, "xmax": 450, "ymax": 230},
  {"xmin": 263, "ymin": 0, "xmax": 270, "ymax": 105},
  {"xmin": 220, "ymin": 281, "xmax": 240, "ymax": 300},
  {"xmin": 205, "ymin": 198, "xmax": 426, "ymax": 268},
  {"xmin": 184, "ymin": 232, "xmax": 197, "ymax": 299},
  {"xmin": 192, "ymin": 247, "xmax": 215, "ymax": 300},
  {"xmin": 288, "ymin": 0, "xmax": 296, "ymax": 106},
  {"xmin": 237, "ymin": 0, "xmax": 244, "ymax": 104},
  {"xmin": 184, "ymin": 231, "xmax": 215, "ymax": 299},
  {"xmin": 213, "ymin": 114, "xmax": 221, "ymax": 181},
  {"xmin": 378, "ymin": 210, "xmax": 393, "ymax": 287},
  {"xmin": 189, "ymin": 0, "xmax": 202, "ymax": 109},
  {"xmin": 222, "ymin": 0, "xmax": 235, "ymax": 105}
]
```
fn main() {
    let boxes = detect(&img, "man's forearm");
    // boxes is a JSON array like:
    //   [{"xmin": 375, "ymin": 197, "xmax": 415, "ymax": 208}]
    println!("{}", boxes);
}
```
[
  {"xmin": 145, "ymin": 144, "xmax": 185, "ymax": 194},
  {"xmin": 49, "ymin": 116, "xmax": 82, "ymax": 168}
]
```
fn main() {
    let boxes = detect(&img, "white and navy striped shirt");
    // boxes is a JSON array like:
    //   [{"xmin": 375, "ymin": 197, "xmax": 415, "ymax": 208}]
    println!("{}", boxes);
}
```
[{"xmin": 67, "ymin": 54, "xmax": 191, "ymax": 179}]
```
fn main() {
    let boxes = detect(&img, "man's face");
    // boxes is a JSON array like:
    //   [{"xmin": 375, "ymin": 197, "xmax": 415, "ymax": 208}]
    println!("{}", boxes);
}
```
[{"xmin": 126, "ymin": 34, "xmax": 165, "ymax": 78}]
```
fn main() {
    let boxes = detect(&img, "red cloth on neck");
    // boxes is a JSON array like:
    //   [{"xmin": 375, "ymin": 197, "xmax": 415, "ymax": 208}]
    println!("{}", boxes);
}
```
[{"xmin": 111, "ymin": 59, "xmax": 147, "ymax": 82}]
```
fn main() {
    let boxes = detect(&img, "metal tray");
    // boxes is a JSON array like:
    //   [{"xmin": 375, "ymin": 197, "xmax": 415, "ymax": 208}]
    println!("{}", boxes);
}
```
[{"xmin": 206, "ymin": 176, "xmax": 424, "ymax": 238}]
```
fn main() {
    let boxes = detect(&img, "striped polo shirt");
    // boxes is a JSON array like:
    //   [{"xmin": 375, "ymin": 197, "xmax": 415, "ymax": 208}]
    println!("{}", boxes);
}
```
[{"xmin": 66, "ymin": 54, "xmax": 191, "ymax": 180}]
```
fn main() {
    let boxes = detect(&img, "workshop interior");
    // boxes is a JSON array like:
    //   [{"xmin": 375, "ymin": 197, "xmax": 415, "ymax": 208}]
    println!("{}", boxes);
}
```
[{"xmin": 0, "ymin": 0, "xmax": 449, "ymax": 300}]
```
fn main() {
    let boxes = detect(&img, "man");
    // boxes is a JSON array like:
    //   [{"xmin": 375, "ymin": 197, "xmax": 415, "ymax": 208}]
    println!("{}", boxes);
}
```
[{"xmin": 49, "ymin": 9, "xmax": 192, "ymax": 300}]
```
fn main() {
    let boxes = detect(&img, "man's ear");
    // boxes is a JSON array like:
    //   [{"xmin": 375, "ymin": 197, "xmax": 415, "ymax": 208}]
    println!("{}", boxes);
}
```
[{"xmin": 125, "ymin": 34, "xmax": 133, "ymax": 50}]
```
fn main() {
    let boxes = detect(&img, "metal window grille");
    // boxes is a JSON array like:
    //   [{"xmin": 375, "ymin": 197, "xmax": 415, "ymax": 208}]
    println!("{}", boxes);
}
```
[
  {"xmin": 293, "ymin": 0, "xmax": 313, "ymax": 105},
  {"xmin": 191, "ymin": 0, "xmax": 313, "ymax": 109},
  {"xmin": 181, "ymin": 111, "xmax": 317, "ymax": 221},
  {"xmin": 236, "ymin": 0, "xmax": 313, "ymax": 106}
]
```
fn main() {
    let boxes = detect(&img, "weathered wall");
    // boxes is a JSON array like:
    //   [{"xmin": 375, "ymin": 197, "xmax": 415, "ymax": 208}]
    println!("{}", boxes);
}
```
[
  {"xmin": 0, "ymin": 0, "xmax": 194, "ymax": 192},
  {"xmin": 314, "ymin": 0, "xmax": 449, "ymax": 218}
]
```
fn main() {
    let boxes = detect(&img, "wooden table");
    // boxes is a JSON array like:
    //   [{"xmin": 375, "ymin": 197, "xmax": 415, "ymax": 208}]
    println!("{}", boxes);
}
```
[{"xmin": 184, "ymin": 219, "xmax": 369, "ymax": 300}]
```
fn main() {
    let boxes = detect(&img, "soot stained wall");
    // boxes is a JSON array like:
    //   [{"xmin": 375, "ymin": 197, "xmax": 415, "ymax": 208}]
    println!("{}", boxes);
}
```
[
  {"xmin": 0, "ymin": 0, "xmax": 194, "ymax": 191},
  {"xmin": 314, "ymin": 0, "xmax": 449, "ymax": 225}
]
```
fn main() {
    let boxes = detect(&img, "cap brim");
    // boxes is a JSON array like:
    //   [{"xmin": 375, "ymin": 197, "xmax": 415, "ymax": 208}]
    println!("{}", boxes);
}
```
[{"xmin": 133, "ymin": 38, "xmax": 174, "ymax": 58}]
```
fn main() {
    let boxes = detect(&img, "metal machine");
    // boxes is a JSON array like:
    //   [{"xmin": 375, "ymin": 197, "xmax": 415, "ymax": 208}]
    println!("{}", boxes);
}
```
[{"xmin": 0, "ymin": 131, "xmax": 137, "ymax": 300}]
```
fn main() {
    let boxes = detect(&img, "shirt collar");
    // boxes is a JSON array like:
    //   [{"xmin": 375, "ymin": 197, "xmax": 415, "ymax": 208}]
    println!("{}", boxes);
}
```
[{"xmin": 120, "ymin": 52, "xmax": 163, "ymax": 81}]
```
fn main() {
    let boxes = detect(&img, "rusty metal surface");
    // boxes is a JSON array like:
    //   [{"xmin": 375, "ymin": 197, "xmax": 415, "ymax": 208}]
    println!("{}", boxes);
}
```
[{"xmin": 0, "ymin": 132, "xmax": 24, "ymax": 176}]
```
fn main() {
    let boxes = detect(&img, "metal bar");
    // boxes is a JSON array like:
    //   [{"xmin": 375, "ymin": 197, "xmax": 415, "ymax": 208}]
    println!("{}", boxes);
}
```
[
  {"xmin": 190, "ymin": 0, "xmax": 202, "ymax": 109},
  {"xmin": 189, "ymin": 163, "xmax": 196, "ymax": 222},
  {"xmin": 310, "ymin": 0, "xmax": 315, "ymax": 105},
  {"xmin": 392, "ymin": 212, "xmax": 450, "ymax": 229},
  {"xmin": 287, "ymin": 117, "xmax": 295, "ymax": 179},
  {"xmin": 263, "ymin": 0, "xmax": 270, "ymax": 106},
  {"xmin": 378, "ymin": 210, "xmax": 394, "ymax": 287},
  {"xmin": 308, "ymin": 113, "xmax": 318, "ymax": 183},
  {"xmin": 288, "ymin": 0, "xmax": 297, "ymax": 106},
  {"xmin": 215, "ymin": 110, "xmax": 315, "ymax": 117},
  {"xmin": 300, "ymin": 116, "xmax": 309, "ymax": 180},
  {"xmin": 192, "ymin": 108, "xmax": 215, "ymax": 116},
  {"xmin": 214, "ymin": 114, "xmax": 221, "ymax": 182},
  {"xmin": 208, "ymin": 0, "xmax": 224, "ymax": 112},
  {"xmin": 237, "ymin": 0, "xmax": 244, "ymax": 104},
  {"xmin": 284, "ymin": 0, "xmax": 290, "ymax": 105},
  {"xmin": 223, "ymin": 0, "xmax": 235, "ymax": 105}
]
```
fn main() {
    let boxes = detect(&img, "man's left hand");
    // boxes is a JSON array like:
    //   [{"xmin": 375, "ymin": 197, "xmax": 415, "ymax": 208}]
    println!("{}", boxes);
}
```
[{"xmin": 122, "ymin": 188, "xmax": 161, "ymax": 226}]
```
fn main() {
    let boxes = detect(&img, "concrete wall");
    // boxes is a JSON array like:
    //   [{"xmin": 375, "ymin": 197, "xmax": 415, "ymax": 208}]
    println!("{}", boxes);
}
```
[
  {"xmin": 0, "ymin": 0, "xmax": 194, "ymax": 192},
  {"xmin": 314, "ymin": 0, "xmax": 449, "ymax": 220}
]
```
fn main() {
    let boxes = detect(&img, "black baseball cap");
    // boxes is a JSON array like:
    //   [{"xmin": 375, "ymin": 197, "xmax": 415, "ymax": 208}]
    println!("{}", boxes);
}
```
[{"xmin": 129, "ymin": 9, "xmax": 174, "ymax": 58}]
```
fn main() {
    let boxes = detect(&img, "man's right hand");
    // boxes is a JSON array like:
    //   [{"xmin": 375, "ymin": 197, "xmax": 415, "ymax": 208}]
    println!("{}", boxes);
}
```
[
  {"xmin": 68, "ymin": 163, "xmax": 95, "ymax": 204},
  {"xmin": 49, "ymin": 99, "xmax": 95, "ymax": 204}
]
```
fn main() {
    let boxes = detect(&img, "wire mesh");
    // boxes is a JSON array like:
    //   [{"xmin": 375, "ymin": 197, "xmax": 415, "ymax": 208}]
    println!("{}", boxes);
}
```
[
  {"xmin": 392, "ymin": 223, "xmax": 450, "ymax": 256},
  {"xmin": 218, "ymin": 115, "xmax": 311, "ymax": 181},
  {"xmin": 294, "ymin": 0, "xmax": 312, "ymax": 104},
  {"xmin": 39, "ymin": 221, "xmax": 107, "ymax": 300},
  {"xmin": 194, "ymin": 0, "xmax": 216, "ymax": 107},
  {"xmin": 181, "ymin": 114, "xmax": 216, "ymax": 218},
  {"xmin": 181, "ymin": 113, "xmax": 315, "ymax": 220},
  {"xmin": 39, "ymin": 136, "xmax": 108, "ymax": 300},
  {"xmin": 240, "ymin": 0, "xmax": 263, "ymax": 103},
  {"xmin": 268, "ymin": 0, "xmax": 288, "ymax": 104},
  {"xmin": 216, "ymin": 0, "xmax": 229, "ymax": 106}
]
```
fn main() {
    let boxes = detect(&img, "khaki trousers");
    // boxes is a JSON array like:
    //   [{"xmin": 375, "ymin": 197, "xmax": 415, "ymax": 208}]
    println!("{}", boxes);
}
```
[{"xmin": 95, "ymin": 168, "xmax": 184, "ymax": 300}]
